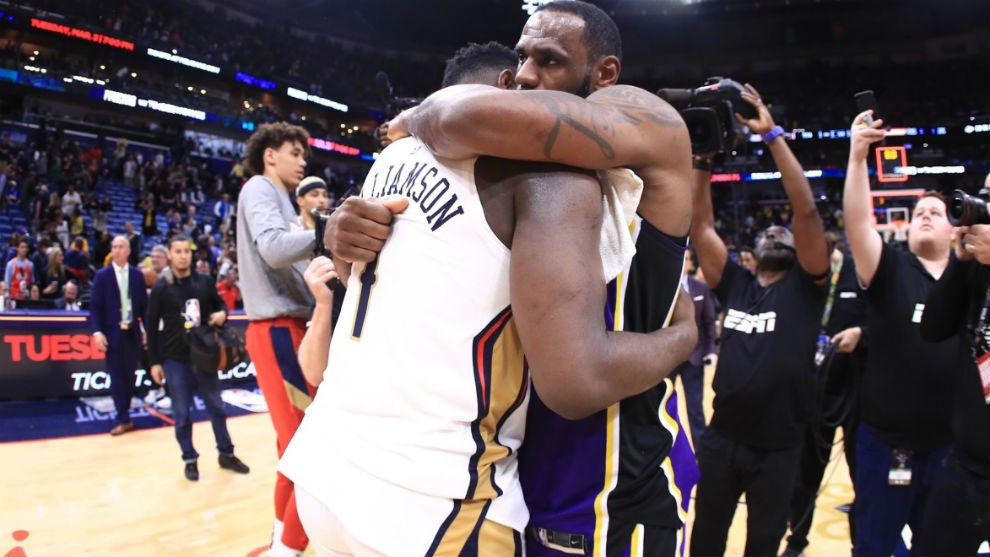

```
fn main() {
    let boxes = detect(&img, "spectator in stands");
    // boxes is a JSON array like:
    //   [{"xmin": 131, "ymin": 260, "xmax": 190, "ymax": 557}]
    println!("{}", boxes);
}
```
[
  {"xmin": 842, "ymin": 109, "xmax": 958, "ymax": 555},
  {"xmin": 142, "ymin": 244, "xmax": 168, "ymax": 290},
  {"xmin": 27, "ymin": 283, "xmax": 40, "ymax": 301},
  {"xmin": 61, "ymin": 182, "xmax": 81, "ymax": 217},
  {"xmin": 54, "ymin": 213, "xmax": 69, "ymax": 250},
  {"xmin": 122, "ymin": 154, "xmax": 137, "ymax": 183},
  {"xmin": 138, "ymin": 193, "xmax": 157, "ymax": 236},
  {"xmin": 40, "ymin": 247, "xmax": 67, "ymax": 299},
  {"xmin": 65, "ymin": 237, "xmax": 89, "ymax": 285},
  {"xmin": 5, "ymin": 179, "xmax": 19, "ymax": 207},
  {"xmin": 0, "ymin": 280, "xmax": 7, "ymax": 311},
  {"xmin": 69, "ymin": 207, "xmax": 85, "ymax": 238},
  {"xmin": 294, "ymin": 176, "xmax": 329, "ymax": 230},
  {"xmin": 92, "ymin": 195, "xmax": 112, "ymax": 234},
  {"xmin": 89, "ymin": 235, "xmax": 147, "ymax": 436},
  {"xmin": 93, "ymin": 231, "xmax": 112, "ymax": 270},
  {"xmin": 4, "ymin": 239, "xmax": 34, "ymax": 301},
  {"xmin": 124, "ymin": 221, "xmax": 142, "ymax": 265},
  {"xmin": 206, "ymin": 236, "xmax": 221, "ymax": 269},
  {"xmin": 30, "ymin": 184, "xmax": 49, "ymax": 233},
  {"xmin": 216, "ymin": 246, "xmax": 236, "ymax": 278},
  {"xmin": 182, "ymin": 215, "xmax": 199, "ymax": 238},
  {"xmin": 55, "ymin": 280, "xmax": 82, "ymax": 311},
  {"xmin": 190, "ymin": 185, "xmax": 205, "ymax": 209},
  {"xmin": 216, "ymin": 267, "xmax": 240, "ymax": 311},
  {"xmin": 195, "ymin": 258, "xmax": 211, "ymax": 277},
  {"xmin": 31, "ymin": 237, "xmax": 51, "ymax": 282},
  {"xmin": 213, "ymin": 192, "xmax": 232, "ymax": 232}
]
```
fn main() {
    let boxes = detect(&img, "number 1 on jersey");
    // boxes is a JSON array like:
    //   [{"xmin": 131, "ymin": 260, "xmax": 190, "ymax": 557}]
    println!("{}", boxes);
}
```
[{"xmin": 351, "ymin": 257, "xmax": 379, "ymax": 339}]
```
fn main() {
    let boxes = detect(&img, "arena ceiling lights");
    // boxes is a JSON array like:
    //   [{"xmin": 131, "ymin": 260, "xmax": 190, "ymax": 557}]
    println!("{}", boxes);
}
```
[{"xmin": 287, "ymin": 87, "xmax": 349, "ymax": 113}]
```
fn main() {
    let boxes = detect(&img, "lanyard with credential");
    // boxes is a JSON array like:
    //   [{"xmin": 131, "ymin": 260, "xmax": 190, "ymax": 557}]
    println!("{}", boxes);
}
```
[{"xmin": 820, "ymin": 257, "xmax": 843, "ymax": 332}]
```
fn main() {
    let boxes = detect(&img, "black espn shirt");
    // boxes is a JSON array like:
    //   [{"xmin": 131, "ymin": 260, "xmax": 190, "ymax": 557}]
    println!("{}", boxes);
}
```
[
  {"xmin": 710, "ymin": 258, "xmax": 827, "ymax": 449},
  {"xmin": 860, "ymin": 242, "xmax": 959, "ymax": 451}
]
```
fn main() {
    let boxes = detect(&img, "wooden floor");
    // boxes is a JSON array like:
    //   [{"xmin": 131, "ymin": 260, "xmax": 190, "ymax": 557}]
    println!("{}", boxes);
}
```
[{"xmin": 1, "ymin": 365, "xmax": 855, "ymax": 556}]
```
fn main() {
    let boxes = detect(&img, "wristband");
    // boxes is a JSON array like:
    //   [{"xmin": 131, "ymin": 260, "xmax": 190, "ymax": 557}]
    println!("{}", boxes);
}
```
[{"xmin": 762, "ymin": 125, "xmax": 785, "ymax": 144}]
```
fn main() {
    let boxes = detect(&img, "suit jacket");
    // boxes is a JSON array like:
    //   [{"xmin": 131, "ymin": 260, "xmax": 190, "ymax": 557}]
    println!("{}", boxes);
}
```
[
  {"xmin": 88, "ymin": 264, "xmax": 147, "ymax": 349},
  {"xmin": 54, "ymin": 297, "xmax": 85, "ymax": 311}
]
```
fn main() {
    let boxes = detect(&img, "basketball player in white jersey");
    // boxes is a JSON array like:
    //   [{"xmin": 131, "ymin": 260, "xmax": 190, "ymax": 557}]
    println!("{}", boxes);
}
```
[{"xmin": 279, "ymin": 41, "xmax": 698, "ymax": 556}]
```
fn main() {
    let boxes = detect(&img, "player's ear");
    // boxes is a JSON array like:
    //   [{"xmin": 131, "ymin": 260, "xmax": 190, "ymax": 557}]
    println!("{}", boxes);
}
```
[
  {"xmin": 592, "ymin": 55, "xmax": 620, "ymax": 89},
  {"xmin": 497, "ymin": 69, "xmax": 516, "ymax": 90}
]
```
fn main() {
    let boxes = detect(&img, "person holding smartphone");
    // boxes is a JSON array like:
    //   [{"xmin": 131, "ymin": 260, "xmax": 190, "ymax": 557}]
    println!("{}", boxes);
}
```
[{"xmin": 842, "ymin": 109, "xmax": 959, "ymax": 555}]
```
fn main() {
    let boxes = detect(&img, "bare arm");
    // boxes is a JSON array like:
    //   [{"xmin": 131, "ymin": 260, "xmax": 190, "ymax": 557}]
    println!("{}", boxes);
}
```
[
  {"xmin": 735, "ymin": 85, "xmax": 829, "ymax": 277},
  {"xmin": 767, "ymin": 138, "xmax": 829, "ymax": 277},
  {"xmin": 689, "ymin": 165, "xmax": 728, "ymax": 289},
  {"xmin": 843, "ymin": 110, "xmax": 887, "ymax": 287},
  {"xmin": 393, "ymin": 84, "xmax": 684, "ymax": 171},
  {"xmin": 511, "ymin": 167, "xmax": 697, "ymax": 420},
  {"xmin": 297, "ymin": 257, "xmax": 337, "ymax": 386}
]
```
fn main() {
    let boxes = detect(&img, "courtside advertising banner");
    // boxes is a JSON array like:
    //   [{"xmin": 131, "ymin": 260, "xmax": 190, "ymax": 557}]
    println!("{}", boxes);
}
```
[{"xmin": 0, "ymin": 312, "xmax": 253, "ymax": 399}]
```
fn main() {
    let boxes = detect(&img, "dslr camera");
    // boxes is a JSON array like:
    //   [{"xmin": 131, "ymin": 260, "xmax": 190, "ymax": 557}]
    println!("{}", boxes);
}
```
[
  {"xmin": 948, "ymin": 188, "xmax": 990, "ymax": 227},
  {"xmin": 657, "ymin": 77, "xmax": 759, "ymax": 156}
]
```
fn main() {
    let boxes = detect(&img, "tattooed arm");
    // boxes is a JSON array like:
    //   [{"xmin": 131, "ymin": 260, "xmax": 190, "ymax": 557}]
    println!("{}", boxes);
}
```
[
  {"xmin": 391, "ymin": 83, "xmax": 694, "ymax": 236},
  {"xmin": 391, "ymin": 84, "xmax": 684, "ymax": 170}
]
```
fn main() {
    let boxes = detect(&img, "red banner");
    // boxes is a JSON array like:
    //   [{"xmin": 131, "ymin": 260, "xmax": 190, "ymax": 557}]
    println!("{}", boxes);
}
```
[{"xmin": 0, "ymin": 312, "xmax": 252, "ymax": 399}]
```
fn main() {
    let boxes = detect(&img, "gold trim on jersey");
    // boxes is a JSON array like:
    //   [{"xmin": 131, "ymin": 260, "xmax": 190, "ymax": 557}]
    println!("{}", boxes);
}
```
[{"xmin": 469, "ymin": 311, "xmax": 528, "ymax": 501}]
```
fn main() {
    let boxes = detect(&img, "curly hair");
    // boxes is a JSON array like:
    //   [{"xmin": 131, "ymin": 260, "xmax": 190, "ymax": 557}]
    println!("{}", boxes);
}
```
[
  {"xmin": 442, "ymin": 41, "xmax": 518, "ymax": 88},
  {"xmin": 244, "ymin": 122, "xmax": 311, "ymax": 176}
]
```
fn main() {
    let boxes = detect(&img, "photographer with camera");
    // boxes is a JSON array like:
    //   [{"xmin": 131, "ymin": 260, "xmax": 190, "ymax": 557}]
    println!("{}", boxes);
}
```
[
  {"xmin": 146, "ymin": 234, "xmax": 250, "ymax": 482},
  {"xmin": 688, "ymin": 83, "xmax": 831, "ymax": 557},
  {"xmin": 842, "ymin": 110, "xmax": 959, "ymax": 556},
  {"xmin": 913, "ymin": 177, "xmax": 990, "ymax": 556}
]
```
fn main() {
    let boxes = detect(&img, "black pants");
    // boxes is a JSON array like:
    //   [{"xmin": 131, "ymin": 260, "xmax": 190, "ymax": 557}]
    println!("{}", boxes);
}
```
[
  {"xmin": 911, "ymin": 449, "xmax": 990, "ymax": 556},
  {"xmin": 690, "ymin": 428, "xmax": 802, "ymax": 557},
  {"xmin": 786, "ymin": 352, "xmax": 861, "ymax": 552}
]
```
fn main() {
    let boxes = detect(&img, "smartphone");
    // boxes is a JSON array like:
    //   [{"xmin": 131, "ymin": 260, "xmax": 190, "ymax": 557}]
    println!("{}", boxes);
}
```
[{"xmin": 854, "ymin": 90, "xmax": 881, "ymax": 125}]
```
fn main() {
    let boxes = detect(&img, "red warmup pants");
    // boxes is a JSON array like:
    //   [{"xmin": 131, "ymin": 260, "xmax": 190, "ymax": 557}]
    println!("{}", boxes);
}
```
[{"xmin": 246, "ymin": 317, "xmax": 316, "ymax": 553}]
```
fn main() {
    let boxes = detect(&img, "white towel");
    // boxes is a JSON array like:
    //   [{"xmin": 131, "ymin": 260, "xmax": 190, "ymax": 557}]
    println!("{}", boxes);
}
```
[{"xmin": 598, "ymin": 168, "xmax": 643, "ymax": 281}]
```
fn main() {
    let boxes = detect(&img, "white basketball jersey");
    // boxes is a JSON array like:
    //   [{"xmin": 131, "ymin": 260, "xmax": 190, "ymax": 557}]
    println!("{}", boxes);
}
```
[{"xmin": 280, "ymin": 138, "xmax": 529, "ymax": 551}]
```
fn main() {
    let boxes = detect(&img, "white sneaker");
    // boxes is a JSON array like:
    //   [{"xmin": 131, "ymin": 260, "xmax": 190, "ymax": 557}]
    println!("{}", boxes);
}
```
[
  {"xmin": 144, "ymin": 387, "xmax": 165, "ymax": 405},
  {"xmin": 157, "ymin": 396, "xmax": 172, "ymax": 410}
]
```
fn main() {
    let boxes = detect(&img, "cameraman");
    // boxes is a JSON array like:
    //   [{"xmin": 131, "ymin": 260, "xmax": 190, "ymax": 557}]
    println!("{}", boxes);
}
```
[
  {"xmin": 842, "ymin": 110, "xmax": 958, "ymax": 555},
  {"xmin": 915, "ymin": 217, "xmax": 990, "ymax": 555},
  {"xmin": 689, "ymin": 83, "xmax": 831, "ymax": 557}
]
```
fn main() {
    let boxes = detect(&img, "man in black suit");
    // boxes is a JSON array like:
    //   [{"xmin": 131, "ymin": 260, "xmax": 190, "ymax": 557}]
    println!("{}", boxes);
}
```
[
  {"xmin": 89, "ymin": 236, "xmax": 148, "ymax": 435},
  {"xmin": 54, "ymin": 280, "xmax": 83, "ymax": 311}
]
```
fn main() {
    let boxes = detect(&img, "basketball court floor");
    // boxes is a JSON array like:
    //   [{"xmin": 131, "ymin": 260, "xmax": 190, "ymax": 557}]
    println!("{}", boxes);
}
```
[{"xmin": 1, "ymin": 369, "xmax": 856, "ymax": 556}]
